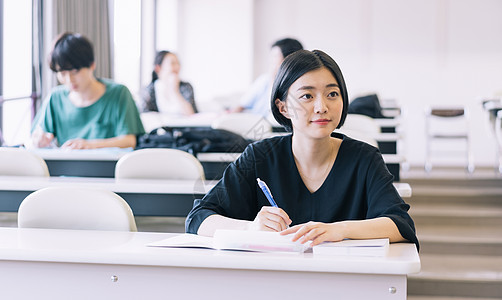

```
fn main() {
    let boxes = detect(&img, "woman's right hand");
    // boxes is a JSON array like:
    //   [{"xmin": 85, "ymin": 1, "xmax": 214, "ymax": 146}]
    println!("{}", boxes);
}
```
[
  {"xmin": 248, "ymin": 206, "xmax": 292, "ymax": 232},
  {"xmin": 31, "ymin": 127, "xmax": 55, "ymax": 148}
]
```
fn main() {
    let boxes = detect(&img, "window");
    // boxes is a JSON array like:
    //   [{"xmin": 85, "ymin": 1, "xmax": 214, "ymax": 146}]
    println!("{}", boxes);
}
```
[{"xmin": 1, "ymin": 0, "xmax": 32, "ymax": 145}]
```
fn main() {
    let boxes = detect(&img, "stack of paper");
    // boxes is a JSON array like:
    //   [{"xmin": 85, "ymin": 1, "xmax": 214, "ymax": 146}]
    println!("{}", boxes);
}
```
[{"xmin": 312, "ymin": 238, "xmax": 389, "ymax": 257}]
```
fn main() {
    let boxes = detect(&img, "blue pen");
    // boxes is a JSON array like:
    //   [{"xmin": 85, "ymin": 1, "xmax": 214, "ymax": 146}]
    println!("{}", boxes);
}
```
[{"xmin": 256, "ymin": 178, "xmax": 278, "ymax": 207}]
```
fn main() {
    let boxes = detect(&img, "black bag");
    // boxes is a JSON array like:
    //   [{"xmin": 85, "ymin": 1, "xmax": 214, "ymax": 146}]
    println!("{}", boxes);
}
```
[
  {"xmin": 136, "ymin": 126, "xmax": 252, "ymax": 155},
  {"xmin": 348, "ymin": 94, "xmax": 389, "ymax": 119}
]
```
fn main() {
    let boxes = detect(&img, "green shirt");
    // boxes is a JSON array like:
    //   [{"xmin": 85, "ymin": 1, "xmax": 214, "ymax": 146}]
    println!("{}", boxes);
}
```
[{"xmin": 33, "ymin": 79, "xmax": 145, "ymax": 146}]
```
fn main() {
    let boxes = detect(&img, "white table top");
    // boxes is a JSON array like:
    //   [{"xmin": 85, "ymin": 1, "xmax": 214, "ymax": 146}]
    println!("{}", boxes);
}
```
[
  {"xmin": 30, "ymin": 147, "xmax": 133, "ymax": 161},
  {"xmin": 373, "ymin": 117, "xmax": 401, "ymax": 127},
  {"xmin": 0, "ymin": 176, "xmax": 412, "ymax": 197},
  {"xmin": 0, "ymin": 227, "xmax": 420, "ymax": 275},
  {"xmin": 0, "ymin": 176, "xmax": 216, "ymax": 194}
]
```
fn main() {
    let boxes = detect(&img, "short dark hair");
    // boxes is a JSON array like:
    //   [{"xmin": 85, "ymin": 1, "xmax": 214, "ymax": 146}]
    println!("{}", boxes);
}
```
[
  {"xmin": 49, "ymin": 32, "xmax": 95, "ymax": 72},
  {"xmin": 151, "ymin": 50, "xmax": 172, "ymax": 83},
  {"xmin": 271, "ymin": 38, "xmax": 303, "ymax": 58},
  {"xmin": 271, "ymin": 50, "xmax": 349, "ymax": 132}
]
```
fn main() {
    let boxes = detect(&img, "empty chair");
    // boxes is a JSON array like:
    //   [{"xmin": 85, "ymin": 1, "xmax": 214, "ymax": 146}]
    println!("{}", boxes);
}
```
[
  {"xmin": 482, "ymin": 100, "xmax": 502, "ymax": 173},
  {"xmin": 336, "ymin": 114, "xmax": 380, "ymax": 147},
  {"xmin": 496, "ymin": 110, "xmax": 502, "ymax": 173},
  {"xmin": 341, "ymin": 113, "xmax": 381, "ymax": 136},
  {"xmin": 115, "ymin": 148, "xmax": 205, "ymax": 180},
  {"xmin": 0, "ymin": 147, "xmax": 49, "ymax": 176},
  {"xmin": 334, "ymin": 128, "xmax": 378, "ymax": 148},
  {"xmin": 18, "ymin": 187, "xmax": 137, "ymax": 231},
  {"xmin": 424, "ymin": 106, "xmax": 473, "ymax": 173},
  {"xmin": 211, "ymin": 112, "xmax": 272, "ymax": 140}
]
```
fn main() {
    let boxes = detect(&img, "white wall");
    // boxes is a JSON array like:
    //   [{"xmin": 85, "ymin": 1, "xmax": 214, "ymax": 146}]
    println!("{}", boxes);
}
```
[
  {"xmin": 158, "ymin": 0, "xmax": 502, "ymax": 168},
  {"xmin": 173, "ymin": 0, "xmax": 254, "ymax": 110}
]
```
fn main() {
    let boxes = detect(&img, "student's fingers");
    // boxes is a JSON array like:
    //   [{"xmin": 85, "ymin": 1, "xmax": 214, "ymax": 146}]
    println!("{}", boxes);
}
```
[
  {"xmin": 289, "ymin": 222, "xmax": 326, "ymax": 243},
  {"xmin": 254, "ymin": 207, "xmax": 290, "ymax": 232},
  {"xmin": 264, "ymin": 207, "xmax": 291, "ymax": 230},
  {"xmin": 297, "ymin": 226, "xmax": 326, "ymax": 245},
  {"xmin": 32, "ymin": 129, "xmax": 54, "ymax": 148},
  {"xmin": 280, "ymin": 224, "xmax": 302, "ymax": 235},
  {"xmin": 264, "ymin": 213, "xmax": 289, "ymax": 232},
  {"xmin": 268, "ymin": 207, "xmax": 292, "ymax": 225},
  {"xmin": 62, "ymin": 139, "xmax": 85, "ymax": 149},
  {"xmin": 39, "ymin": 133, "xmax": 54, "ymax": 148}
]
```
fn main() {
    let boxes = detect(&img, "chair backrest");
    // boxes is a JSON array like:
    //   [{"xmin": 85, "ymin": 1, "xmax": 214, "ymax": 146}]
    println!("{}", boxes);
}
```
[
  {"xmin": 18, "ymin": 187, "xmax": 137, "ymax": 231},
  {"xmin": 425, "ymin": 106, "xmax": 469, "ymax": 137},
  {"xmin": 0, "ymin": 147, "xmax": 49, "ymax": 176},
  {"xmin": 341, "ymin": 114, "xmax": 381, "ymax": 136},
  {"xmin": 115, "ymin": 148, "xmax": 205, "ymax": 180},
  {"xmin": 334, "ymin": 128, "xmax": 379, "ymax": 148},
  {"xmin": 211, "ymin": 112, "xmax": 272, "ymax": 140}
]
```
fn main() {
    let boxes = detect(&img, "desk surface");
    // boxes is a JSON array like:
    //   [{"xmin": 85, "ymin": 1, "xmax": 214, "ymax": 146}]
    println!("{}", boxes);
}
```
[
  {"xmin": 0, "ymin": 176, "xmax": 216, "ymax": 194},
  {"xmin": 31, "ymin": 147, "xmax": 133, "ymax": 161},
  {"xmin": 0, "ymin": 227, "xmax": 420, "ymax": 275},
  {"xmin": 0, "ymin": 175, "xmax": 411, "ymax": 198}
]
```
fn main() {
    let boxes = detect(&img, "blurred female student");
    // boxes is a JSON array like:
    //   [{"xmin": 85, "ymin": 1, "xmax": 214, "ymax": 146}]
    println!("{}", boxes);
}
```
[
  {"xmin": 231, "ymin": 38, "xmax": 303, "ymax": 117},
  {"xmin": 186, "ymin": 50, "xmax": 419, "ymax": 249},
  {"xmin": 30, "ymin": 32, "xmax": 144, "ymax": 149},
  {"xmin": 140, "ymin": 50, "xmax": 198, "ymax": 115}
]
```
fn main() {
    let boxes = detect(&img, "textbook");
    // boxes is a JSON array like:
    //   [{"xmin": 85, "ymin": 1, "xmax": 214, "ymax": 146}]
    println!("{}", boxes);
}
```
[
  {"xmin": 312, "ymin": 238, "xmax": 389, "ymax": 257},
  {"xmin": 148, "ymin": 230, "xmax": 309, "ymax": 253}
]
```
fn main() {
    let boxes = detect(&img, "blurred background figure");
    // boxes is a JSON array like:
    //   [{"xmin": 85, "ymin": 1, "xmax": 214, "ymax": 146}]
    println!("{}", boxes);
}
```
[
  {"xmin": 30, "ymin": 32, "xmax": 144, "ymax": 149},
  {"xmin": 231, "ymin": 38, "xmax": 303, "ymax": 117},
  {"xmin": 140, "ymin": 50, "xmax": 198, "ymax": 115}
]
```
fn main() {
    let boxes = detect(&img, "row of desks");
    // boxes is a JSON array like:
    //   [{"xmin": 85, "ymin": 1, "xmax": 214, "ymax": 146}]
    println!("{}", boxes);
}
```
[
  {"xmin": 32, "ymin": 148, "xmax": 405, "ymax": 181},
  {"xmin": 0, "ymin": 175, "xmax": 411, "ymax": 216}
]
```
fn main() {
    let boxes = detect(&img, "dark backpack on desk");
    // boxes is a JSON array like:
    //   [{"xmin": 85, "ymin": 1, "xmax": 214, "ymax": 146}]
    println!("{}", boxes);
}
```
[
  {"xmin": 348, "ymin": 94, "xmax": 389, "ymax": 119},
  {"xmin": 136, "ymin": 127, "xmax": 252, "ymax": 155}
]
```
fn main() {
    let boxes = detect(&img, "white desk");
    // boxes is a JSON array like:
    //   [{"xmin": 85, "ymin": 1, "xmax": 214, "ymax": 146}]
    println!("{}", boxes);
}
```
[
  {"xmin": 0, "ymin": 227, "xmax": 420, "ymax": 300},
  {"xmin": 0, "ymin": 176, "xmax": 216, "ymax": 216},
  {"xmin": 31, "ymin": 147, "xmax": 133, "ymax": 178},
  {"xmin": 0, "ymin": 176, "xmax": 411, "ymax": 215}
]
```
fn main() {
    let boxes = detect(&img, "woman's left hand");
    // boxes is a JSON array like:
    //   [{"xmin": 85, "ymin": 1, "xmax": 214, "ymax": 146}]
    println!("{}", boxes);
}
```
[
  {"xmin": 62, "ymin": 138, "xmax": 93, "ymax": 149},
  {"xmin": 280, "ymin": 221, "xmax": 346, "ymax": 246}
]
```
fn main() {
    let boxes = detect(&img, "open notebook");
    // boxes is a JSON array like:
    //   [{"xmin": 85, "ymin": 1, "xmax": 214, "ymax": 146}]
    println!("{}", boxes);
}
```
[
  {"xmin": 148, "ymin": 230, "xmax": 309, "ymax": 253},
  {"xmin": 148, "ymin": 230, "xmax": 389, "ymax": 256}
]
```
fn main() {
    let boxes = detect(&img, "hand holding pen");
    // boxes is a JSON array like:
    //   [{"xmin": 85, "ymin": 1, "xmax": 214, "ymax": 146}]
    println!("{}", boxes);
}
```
[{"xmin": 251, "ymin": 178, "xmax": 292, "ymax": 232}]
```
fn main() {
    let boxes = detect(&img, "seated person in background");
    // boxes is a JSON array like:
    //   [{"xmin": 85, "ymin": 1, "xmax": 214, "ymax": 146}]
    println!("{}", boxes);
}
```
[
  {"xmin": 231, "ymin": 38, "xmax": 303, "ymax": 117},
  {"xmin": 30, "ymin": 32, "xmax": 145, "ymax": 149},
  {"xmin": 186, "ymin": 50, "xmax": 419, "ymax": 249},
  {"xmin": 140, "ymin": 50, "xmax": 198, "ymax": 115}
]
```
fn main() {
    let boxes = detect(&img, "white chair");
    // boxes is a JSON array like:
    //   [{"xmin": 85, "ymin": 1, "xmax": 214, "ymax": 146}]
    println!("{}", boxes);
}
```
[
  {"xmin": 424, "ymin": 106, "xmax": 473, "ymax": 173},
  {"xmin": 496, "ymin": 110, "xmax": 502, "ymax": 173},
  {"xmin": 336, "ymin": 114, "xmax": 380, "ymax": 147},
  {"xmin": 211, "ymin": 112, "xmax": 272, "ymax": 140},
  {"xmin": 115, "ymin": 148, "xmax": 205, "ymax": 180},
  {"xmin": 341, "ymin": 114, "xmax": 381, "ymax": 135},
  {"xmin": 334, "ymin": 128, "xmax": 378, "ymax": 148},
  {"xmin": 0, "ymin": 147, "xmax": 49, "ymax": 176},
  {"xmin": 18, "ymin": 187, "xmax": 137, "ymax": 231}
]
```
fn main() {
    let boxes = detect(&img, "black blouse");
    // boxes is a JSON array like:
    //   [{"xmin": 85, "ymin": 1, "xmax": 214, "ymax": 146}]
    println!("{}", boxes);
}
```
[{"xmin": 185, "ymin": 133, "xmax": 419, "ymax": 250}]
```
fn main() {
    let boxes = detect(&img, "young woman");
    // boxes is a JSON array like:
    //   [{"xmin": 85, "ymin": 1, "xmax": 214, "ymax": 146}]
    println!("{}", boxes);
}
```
[
  {"xmin": 185, "ymin": 50, "xmax": 418, "ymax": 249},
  {"xmin": 30, "ymin": 32, "xmax": 144, "ymax": 149},
  {"xmin": 140, "ymin": 51, "xmax": 197, "ymax": 115}
]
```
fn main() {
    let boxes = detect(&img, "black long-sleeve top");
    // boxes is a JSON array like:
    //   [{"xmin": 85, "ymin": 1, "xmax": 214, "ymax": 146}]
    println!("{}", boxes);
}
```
[{"xmin": 185, "ymin": 133, "xmax": 419, "ymax": 250}]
